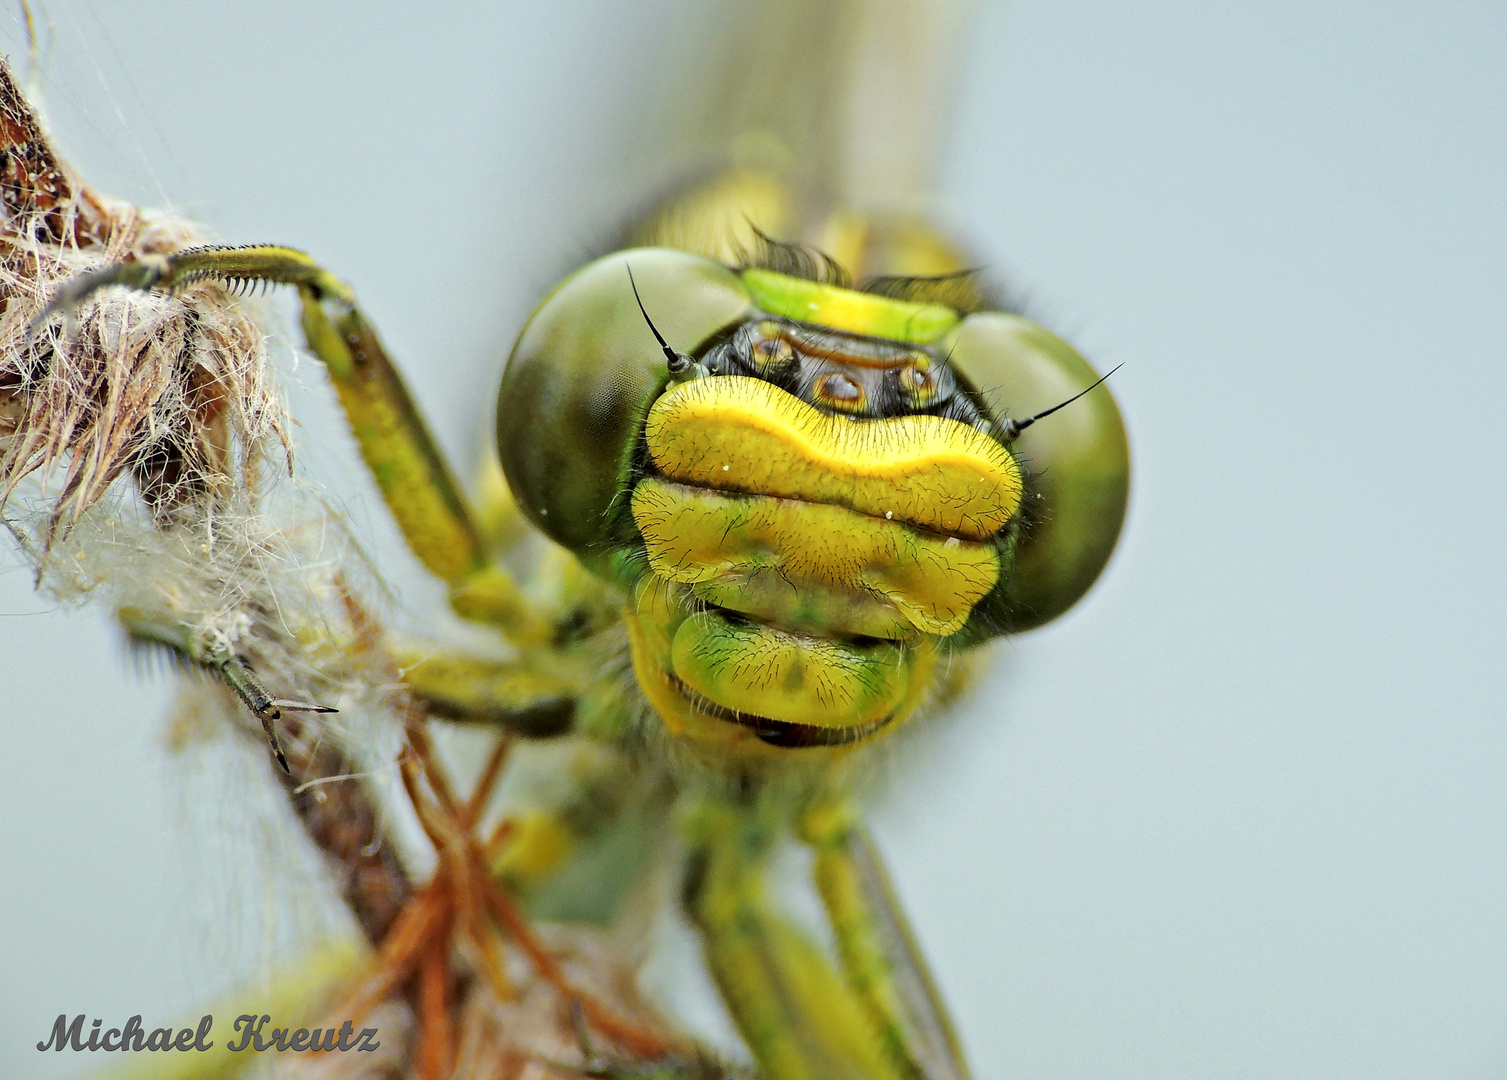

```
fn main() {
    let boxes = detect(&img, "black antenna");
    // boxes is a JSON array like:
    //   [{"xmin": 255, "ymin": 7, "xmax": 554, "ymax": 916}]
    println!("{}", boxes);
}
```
[
  {"xmin": 999, "ymin": 363, "xmax": 1123, "ymax": 441},
  {"xmin": 627, "ymin": 266, "xmax": 690, "ymax": 374}
]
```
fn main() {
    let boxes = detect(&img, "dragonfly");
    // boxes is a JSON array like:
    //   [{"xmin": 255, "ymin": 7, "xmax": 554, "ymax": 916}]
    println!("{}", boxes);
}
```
[{"xmin": 0, "ymin": 2, "xmax": 1127, "ymax": 1078}]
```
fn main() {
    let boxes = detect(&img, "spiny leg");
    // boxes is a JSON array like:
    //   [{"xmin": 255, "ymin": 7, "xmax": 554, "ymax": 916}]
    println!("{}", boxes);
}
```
[
  {"xmin": 117, "ymin": 601, "xmax": 415, "ymax": 943},
  {"xmin": 119, "ymin": 603, "xmax": 335, "ymax": 773},
  {"xmin": 35, "ymin": 244, "xmax": 554, "ymax": 644}
]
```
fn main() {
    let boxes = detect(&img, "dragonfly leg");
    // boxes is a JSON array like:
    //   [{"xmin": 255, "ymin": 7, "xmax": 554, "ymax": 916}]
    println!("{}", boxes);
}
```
[
  {"xmin": 395, "ymin": 639, "xmax": 585, "ymax": 738},
  {"xmin": 387, "ymin": 644, "xmax": 676, "ymax": 925},
  {"xmin": 682, "ymin": 799, "xmax": 906, "ymax": 1080},
  {"xmin": 117, "ymin": 603, "xmax": 337, "ymax": 773},
  {"xmin": 35, "ymin": 245, "xmax": 554, "ymax": 645}
]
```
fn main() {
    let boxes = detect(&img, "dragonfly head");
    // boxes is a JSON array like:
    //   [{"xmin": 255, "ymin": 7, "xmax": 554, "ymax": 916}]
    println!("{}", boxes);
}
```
[{"xmin": 497, "ymin": 248, "xmax": 1129, "ymax": 759}]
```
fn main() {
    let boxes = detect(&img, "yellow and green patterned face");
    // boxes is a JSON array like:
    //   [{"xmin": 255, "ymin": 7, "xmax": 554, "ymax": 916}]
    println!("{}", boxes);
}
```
[{"xmin": 497, "ymin": 246, "xmax": 1129, "ymax": 761}]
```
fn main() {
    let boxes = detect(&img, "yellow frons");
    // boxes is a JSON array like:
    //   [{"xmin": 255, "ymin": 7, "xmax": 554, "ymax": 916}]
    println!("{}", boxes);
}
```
[{"xmin": 644, "ymin": 375, "xmax": 1021, "ymax": 540}]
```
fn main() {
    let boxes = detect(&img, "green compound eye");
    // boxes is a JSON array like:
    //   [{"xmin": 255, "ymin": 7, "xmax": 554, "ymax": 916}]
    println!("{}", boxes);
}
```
[
  {"xmin": 497, "ymin": 248, "xmax": 752, "ymax": 553},
  {"xmin": 944, "ymin": 313, "xmax": 1131, "ymax": 634}
]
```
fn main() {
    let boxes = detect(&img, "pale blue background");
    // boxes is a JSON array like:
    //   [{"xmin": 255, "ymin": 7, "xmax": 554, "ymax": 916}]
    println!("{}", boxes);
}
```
[{"xmin": 1, "ymin": 2, "xmax": 1505, "ymax": 1078}]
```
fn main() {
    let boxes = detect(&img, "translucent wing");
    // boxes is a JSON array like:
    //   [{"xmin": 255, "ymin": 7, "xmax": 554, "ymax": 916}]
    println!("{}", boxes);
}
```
[{"xmin": 847, "ymin": 827, "xmax": 970, "ymax": 1080}]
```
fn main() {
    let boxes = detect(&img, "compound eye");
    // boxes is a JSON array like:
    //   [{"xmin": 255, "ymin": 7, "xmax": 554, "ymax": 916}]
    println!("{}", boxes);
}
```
[
  {"xmin": 497, "ymin": 248, "xmax": 752, "ymax": 553},
  {"xmin": 944, "ymin": 312, "xmax": 1131, "ymax": 633}
]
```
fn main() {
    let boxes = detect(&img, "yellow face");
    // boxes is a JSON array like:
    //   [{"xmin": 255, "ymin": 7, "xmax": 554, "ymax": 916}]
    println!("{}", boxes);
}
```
[
  {"xmin": 620, "ymin": 297, "xmax": 1025, "ymax": 760},
  {"xmin": 499, "ymin": 251, "xmax": 1128, "ymax": 767}
]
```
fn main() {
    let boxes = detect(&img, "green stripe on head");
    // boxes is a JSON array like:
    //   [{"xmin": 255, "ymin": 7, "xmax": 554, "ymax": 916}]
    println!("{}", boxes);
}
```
[{"xmin": 740, "ymin": 269, "xmax": 960, "ymax": 345}]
